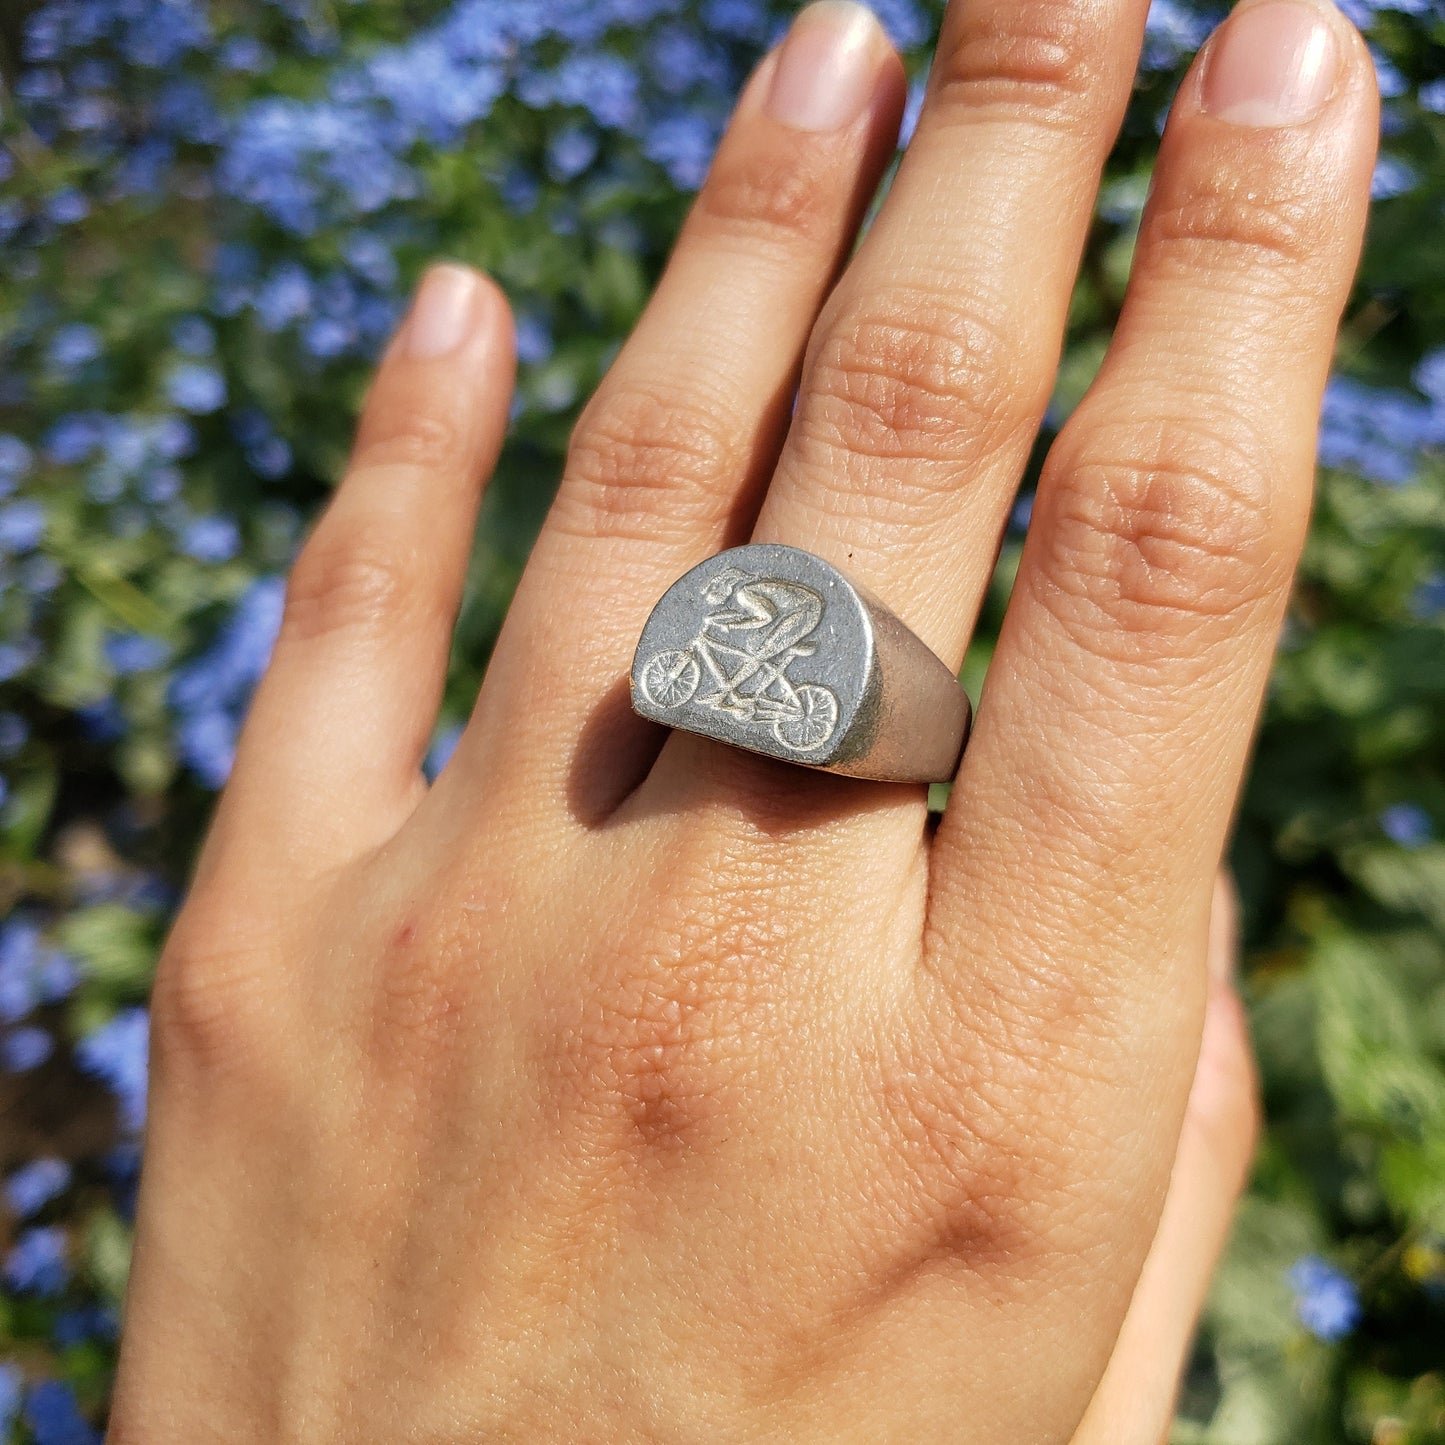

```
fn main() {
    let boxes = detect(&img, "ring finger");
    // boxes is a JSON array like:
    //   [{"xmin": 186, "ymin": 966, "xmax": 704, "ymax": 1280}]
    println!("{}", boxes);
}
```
[{"xmin": 443, "ymin": 4, "xmax": 906, "ymax": 819}]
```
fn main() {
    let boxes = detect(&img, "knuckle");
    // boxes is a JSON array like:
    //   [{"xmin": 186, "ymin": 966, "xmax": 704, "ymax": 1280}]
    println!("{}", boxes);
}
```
[
  {"xmin": 872, "ymin": 1009, "xmax": 1096, "ymax": 1273},
  {"xmin": 1035, "ymin": 412, "xmax": 1296, "ymax": 655},
  {"xmin": 538, "ymin": 951, "xmax": 743, "ymax": 1165},
  {"xmin": 538, "ymin": 846, "xmax": 777, "ymax": 1163},
  {"xmin": 1147, "ymin": 167, "xmax": 1316, "ymax": 276},
  {"xmin": 150, "ymin": 917, "xmax": 279, "ymax": 1084},
  {"xmin": 557, "ymin": 379, "xmax": 745, "ymax": 545},
  {"xmin": 284, "ymin": 506, "xmax": 431, "ymax": 644},
  {"xmin": 353, "ymin": 411, "xmax": 463, "ymax": 476},
  {"xmin": 932, "ymin": 0, "xmax": 1109, "ymax": 125},
  {"xmin": 566, "ymin": 965, "xmax": 732, "ymax": 1159},
  {"xmin": 695, "ymin": 141, "xmax": 838, "ymax": 252},
  {"xmin": 803, "ymin": 289, "xmax": 1041, "ymax": 479}
]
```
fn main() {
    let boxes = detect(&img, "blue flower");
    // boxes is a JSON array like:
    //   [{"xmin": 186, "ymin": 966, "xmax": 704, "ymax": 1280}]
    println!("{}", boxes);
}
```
[
  {"xmin": 0, "ymin": 1362, "xmax": 20, "ymax": 1432},
  {"xmin": 76, "ymin": 698, "xmax": 125, "ymax": 743},
  {"xmin": 365, "ymin": 35, "xmax": 505, "ymax": 144},
  {"xmin": 5, "ymin": 1157, "xmax": 71, "ymax": 1218},
  {"xmin": 648, "ymin": 27, "xmax": 729, "ymax": 94},
  {"xmin": 1422, "ymin": 78, "xmax": 1445, "ymax": 114},
  {"xmin": 1318, "ymin": 377, "xmax": 1443, "ymax": 487},
  {"xmin": 0, "ymin": 499, "xmax": 46, "ymax": 553},
  {"xmin": 44, "ymin": 412, "xmax": 106, "ymax": 465},
  {"xmin": 51, "ymin": 1303, "xmax": 118, "ymax": 1349},
  {"xmin": 1288, "ymin": 1255, "xmax": 1361, "ymax": 1342},
  {"xmin": 547, "ymin": 52, "xmax": 641, "ymax": 128},
  {"xmin": 0, "ymin": 712, "xmax": 28, "ymax": 756},
  {"xmin": 645, "ymin": 111, "xmax": 720, "ymax": 189},
  {"xmin": 22, "ymin": 1379, "xmax": 100, "ymax": 1445},
  {"xmin": 247, "ymin": 436, "xmax": 292, "ymax": 478},
  {"xmin": 342, "ymin": 234, "xmax": 398, "ymax": 289},
  {"xmin": 4, "ymin": 1225, "xmax": 68, "ymax": 1296},
  {"xmin": 303, "ymin": 315, "xmax": 356, "ymax": 358},
  {"xmin": 18, "ymin": 555, "xmax": 60, "ymax": 596},
  {"xmin": 515, "ymin": 312, "xmax": 554, "ymax": 366},
  {"xmin": 171, "ymin": 316, "xmax": 216, "ymax": 356},
  {"xmin": 1371, "ymin": 154, "xmax": 1418, "ymax": 200},
  {"xmin": 1415, "ymin": 348, "xmax": 1445, "ymax": 406},
  {"xmin": 866, "ymin": 0, "xmax": 932, "ymax": 49},
  {"xmin": 1412, "ymin": 572, "xmax": 1445, "ymax": 619},
  {"xmin": 43, "ymin": 189, "xmax": 90, "ymax": 225},
  {"xmin": 115, "ymin": 136, "xmax": 177, "ymax": 197},
  {"xmin": 178, "ymin": 514, "xmax": 241, "ymax": 563},
  {"xmin": 0, "ymin": 639, "xmax": 40, "ymax": 681},
  {"xmin": 2, "ymin": 1026, "xmax": 54, "ymax": 1072},
  {"xmin": 499, "ymin": 166, "xmax": 541, "ymax": 214},
  {"xmin": 33, "ymin": 950, "xmax": 79, "ymax": 1006},
  {"xmin": 76, "ymin": 1008, "xmax": 150, "ymax": 1133},
  {"xmin": 169, "ymin": 577, "xmax": 285, "ymax": 784},
  {"xmin": 702, "ymin": 0, "xmax": 771, "ymax": 41},
  {"xmin": 231, "ymin": 410, "xmax": 293, "ymax": 478},
  {"xmin": 0, "ymin": 434, "xmax": 33, "ymax": 483},
  {"xmin": 46, "ymin": 323, "xmax": 102, "ymax": 374},
  {"xmin": 219, "ymin": 33, "xmax": 270, "ymax": 71},
  {"xmin": 174, "ymin": 707, "xmax": 238, "ymax": 788},
  {"xmin": 104, "ymin": 631, "xmax": 171, "ymax": 674},
  {"xmin": 141, "ymin": 466, "xmax": 182, "ymax": 503},
  {"xmin": 254, "ymin": 262, "xmax": 315, "ymax": 330},
  {"xmin": 150, "ymin": 414, "xmax": 197, "ymax": 460},
  {"xmin": 1369, "ymin": 47, "xmax": 1408, "ymax": 99},
  {"xmin": 1380, "ymin": 802, "xmax": 1432, "ymax": 849},
  {"xmin": 0, "ymin": 926, "xmax": 41, "ymax": 1023},
  {"xmin": 1140, "ymin": 0, "xmax": 1214, "ymax": 69},
  {"xmin": 155, "ymin": 76, "xmax": 224, "ymax": 144},
  {"xmin": 165, "ymin": 361, "xmax": 227, "ymax": 414},
  {"xmin": 425, "ymin": 721, "xmax": 464, "ymax": 780},
  {"xmin": 548, "ymin": 124, "xmax": 599, "ymax": 180}
]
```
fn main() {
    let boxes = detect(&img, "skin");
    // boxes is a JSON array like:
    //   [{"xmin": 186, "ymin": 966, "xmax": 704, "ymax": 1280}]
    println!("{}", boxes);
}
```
[{"xmin": 108, "ymin": 0, "xmax": 1377, "ymax": 1439}]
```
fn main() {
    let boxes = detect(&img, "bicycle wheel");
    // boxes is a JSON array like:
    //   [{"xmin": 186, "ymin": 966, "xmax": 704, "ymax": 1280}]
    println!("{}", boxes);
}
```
[
  {"xmin": 639, "ymin": 649, "xmax": 700, "ymax": 709},
  {"xmin": 774, "ymin": 684, "xmax": 838, "ymax": 752}
]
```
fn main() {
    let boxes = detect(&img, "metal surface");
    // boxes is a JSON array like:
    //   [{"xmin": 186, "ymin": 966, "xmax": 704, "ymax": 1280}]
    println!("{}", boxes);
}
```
[{"xmin": 630, "ymin": 544, "xmax": 970, "ymax": 783}]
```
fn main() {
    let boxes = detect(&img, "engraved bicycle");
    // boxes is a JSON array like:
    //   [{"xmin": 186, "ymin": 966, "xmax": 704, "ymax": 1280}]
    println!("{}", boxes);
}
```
[{"xmin": 638, "ymin": 571, "xmax": 839, "ymax": 753}]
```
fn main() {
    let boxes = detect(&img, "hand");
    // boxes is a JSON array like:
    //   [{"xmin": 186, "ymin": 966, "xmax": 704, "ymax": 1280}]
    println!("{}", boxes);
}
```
[{"xmin": 108, "ymin": 0, "xmax": 1377, "ymax": 1439}]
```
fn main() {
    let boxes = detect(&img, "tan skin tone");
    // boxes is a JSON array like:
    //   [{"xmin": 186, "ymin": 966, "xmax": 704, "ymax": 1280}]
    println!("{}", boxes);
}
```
[{"xmin": 108, "ymin": 0, "xmax": 1377, "ymax": 1439}]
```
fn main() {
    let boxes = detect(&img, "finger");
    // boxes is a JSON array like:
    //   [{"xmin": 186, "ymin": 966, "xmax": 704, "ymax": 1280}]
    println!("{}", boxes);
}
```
[
  {"xmin": 451, "ymin": 4, "xmax": 905, "ymax": 814},
  {"xmin": 1071, "ymin": 878, "xmax": 1258, "ymax": 1445},
  {"xmin": 202, "ymin": 267, "xmax": 515, "ymax": 884},
  {"xmin": 750, "ymin": 0, "xmax": 1153, "ymax": 670},
  {"xmin": 920, "ymin": 0, "xmax": 1373, "ymax": 1390}
]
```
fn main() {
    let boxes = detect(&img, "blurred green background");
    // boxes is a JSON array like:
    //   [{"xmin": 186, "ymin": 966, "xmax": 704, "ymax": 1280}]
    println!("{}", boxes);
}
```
[{"xmin": 0, "ymin": 0, "xmax": 1442, "ymax": 1440}]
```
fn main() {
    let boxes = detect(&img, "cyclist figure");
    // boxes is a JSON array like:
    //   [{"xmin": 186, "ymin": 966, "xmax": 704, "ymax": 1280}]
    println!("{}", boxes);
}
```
[{"xmin": 696, "ymin": 569, "xmax": 824, "ymax": 719}]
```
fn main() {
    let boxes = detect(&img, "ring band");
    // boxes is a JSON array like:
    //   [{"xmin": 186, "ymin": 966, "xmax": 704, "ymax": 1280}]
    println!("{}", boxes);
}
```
[{"xmin": 630, "ymin": 544, "xmax": 970, "ymax": 783}]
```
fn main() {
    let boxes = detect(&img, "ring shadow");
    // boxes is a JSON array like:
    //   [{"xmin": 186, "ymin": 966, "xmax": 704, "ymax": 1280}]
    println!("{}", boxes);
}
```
[{"xmin": 567, "ymin": 673, "xmax": 925, "ymax": 839}]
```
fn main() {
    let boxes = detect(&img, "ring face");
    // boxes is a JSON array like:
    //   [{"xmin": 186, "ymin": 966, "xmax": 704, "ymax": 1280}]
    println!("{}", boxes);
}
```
[{"xmin": 630, "ymin": 544, "xmax": 879, "ymax": 771}]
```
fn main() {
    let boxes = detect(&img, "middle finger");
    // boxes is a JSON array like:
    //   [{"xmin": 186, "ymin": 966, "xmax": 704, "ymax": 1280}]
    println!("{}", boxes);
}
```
[{"xmin": 754, "ymin": 0, "xmax": 1153, "ymax": 669}]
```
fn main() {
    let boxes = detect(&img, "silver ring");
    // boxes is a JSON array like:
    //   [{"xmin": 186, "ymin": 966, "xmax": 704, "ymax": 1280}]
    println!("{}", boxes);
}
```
[{"xmin": 630, "ymin": 544, "xmax": 970, "ymax": 784}]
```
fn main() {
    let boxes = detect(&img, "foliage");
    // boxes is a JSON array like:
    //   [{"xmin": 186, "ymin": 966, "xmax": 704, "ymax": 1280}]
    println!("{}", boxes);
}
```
[{"xmin": 0, "ymin": 0, "xmax": 1441, "ymax": 1439}]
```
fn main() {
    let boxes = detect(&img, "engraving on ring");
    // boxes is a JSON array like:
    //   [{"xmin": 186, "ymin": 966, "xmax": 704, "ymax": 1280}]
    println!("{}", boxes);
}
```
[{"xmin": 637, "ymin": 567, "xmax": 839, "ymax": 753}]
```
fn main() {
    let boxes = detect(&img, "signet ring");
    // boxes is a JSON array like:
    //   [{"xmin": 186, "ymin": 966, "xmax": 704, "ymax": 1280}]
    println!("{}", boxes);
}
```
[{"xmin": 630, "ymin": 544, "xmax": 971, "ymax": 785}]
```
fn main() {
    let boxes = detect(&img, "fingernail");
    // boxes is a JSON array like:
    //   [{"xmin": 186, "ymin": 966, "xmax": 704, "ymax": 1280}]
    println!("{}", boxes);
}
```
[
  {"xmin": 1202, "ymin": 0, "xmax": 1340, "ymax": 127},
  {"xmin": 765, "ymin": 1, "xmax": 884, "ymax": 133},
  {"xmin": 401, "ymin": 264, "xmax": 483, "ymax": 359}
]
